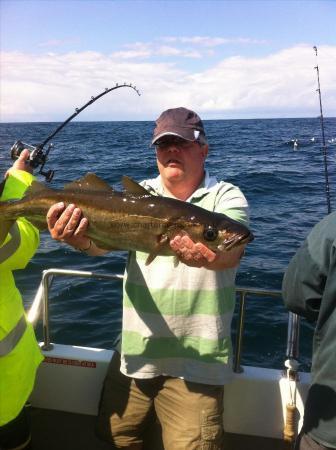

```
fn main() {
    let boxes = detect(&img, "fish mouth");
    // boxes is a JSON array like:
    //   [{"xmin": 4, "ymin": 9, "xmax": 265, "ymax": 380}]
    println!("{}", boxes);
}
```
[{"xmin": 217, "ymin": 232, "xmax": 254, "ymax": 252}]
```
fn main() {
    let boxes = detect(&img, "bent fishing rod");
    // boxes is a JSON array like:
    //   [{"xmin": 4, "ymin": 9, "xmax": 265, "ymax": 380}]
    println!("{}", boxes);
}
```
[
  {"xmin": 314, "ymin": 46, "xmax": 331, "ymax": 214},
  {"xmin": 10, "ymin": 83, "xmax": 141, "ymax": 181}
]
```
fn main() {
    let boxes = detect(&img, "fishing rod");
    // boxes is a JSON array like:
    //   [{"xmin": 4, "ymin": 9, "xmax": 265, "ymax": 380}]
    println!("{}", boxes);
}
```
[
  {"xmin": 10, "ymin": 83, "xmax": 141, "ymax": 181},
  {"xmin": 313, "ymin": 46, "xmax": 331, "ymax": 214}
]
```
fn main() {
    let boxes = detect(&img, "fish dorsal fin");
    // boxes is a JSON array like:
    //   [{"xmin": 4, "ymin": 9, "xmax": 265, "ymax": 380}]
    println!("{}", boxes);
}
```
[
  {"xmin": 64, "ymin": 173, "xmax": 114, "ymax": 193},
  {"xmin": 25, "ymin": 180, "xmax": 53, "ymax": 197},
  {"xmin": 122, "ymin": 176, "xmax": 152, "ymax": 195}
]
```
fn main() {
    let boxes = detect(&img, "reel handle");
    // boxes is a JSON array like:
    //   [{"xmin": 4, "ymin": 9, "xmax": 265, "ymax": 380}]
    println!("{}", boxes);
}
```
[{"xmin": 40, "ymin": 169, "xmax": 55, "ymax": 182}]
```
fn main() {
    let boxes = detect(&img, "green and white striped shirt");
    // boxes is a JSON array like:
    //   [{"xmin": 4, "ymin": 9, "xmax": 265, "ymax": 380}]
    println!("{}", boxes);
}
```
[{"xmin": 120, "ymin": 171, "xmax": 249, "ymax": 385}]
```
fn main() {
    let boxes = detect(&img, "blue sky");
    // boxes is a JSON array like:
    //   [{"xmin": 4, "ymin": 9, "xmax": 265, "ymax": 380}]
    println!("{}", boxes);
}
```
[{"xmin": 1, "ymin": 0, "xmax": 336, "ymax": 121}]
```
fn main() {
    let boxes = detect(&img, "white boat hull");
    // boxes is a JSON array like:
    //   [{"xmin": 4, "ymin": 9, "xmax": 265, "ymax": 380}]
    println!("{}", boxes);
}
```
[{"xmin": 30, "ymin": 343, "xmax": 310, "ymax": 442}]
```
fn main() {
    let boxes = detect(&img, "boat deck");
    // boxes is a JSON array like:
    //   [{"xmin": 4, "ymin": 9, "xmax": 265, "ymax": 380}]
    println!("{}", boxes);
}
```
[{"xmin": 31, "ymin": 407, "xmax": 291, "ymax": 450}]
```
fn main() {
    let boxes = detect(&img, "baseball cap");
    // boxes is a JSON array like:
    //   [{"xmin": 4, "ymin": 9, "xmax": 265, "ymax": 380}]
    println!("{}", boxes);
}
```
[{"xmin": 151, "ymin": 107, "xmax": 207, "ymax": 145}]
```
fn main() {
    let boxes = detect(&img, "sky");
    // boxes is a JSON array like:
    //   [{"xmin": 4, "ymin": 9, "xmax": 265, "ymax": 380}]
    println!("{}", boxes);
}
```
[{"xmin": 1, "ymin": 0, "xmax": 336, "ymax": 122}]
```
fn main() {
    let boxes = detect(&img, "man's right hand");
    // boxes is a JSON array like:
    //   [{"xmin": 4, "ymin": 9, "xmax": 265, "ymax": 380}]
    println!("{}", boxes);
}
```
[
  {"xmin": 47, "ymin": 202, "xmax": 90, "ymax": 250},
  {"xmin": 5, "ymin": 149, "xmax": 33, "ymax": 177}
]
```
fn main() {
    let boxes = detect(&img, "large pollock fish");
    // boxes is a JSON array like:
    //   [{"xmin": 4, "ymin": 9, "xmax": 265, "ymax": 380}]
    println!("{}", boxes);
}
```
[{"xmin": 0, "ymin": 173, "xmax": 253, "ymax": 264}]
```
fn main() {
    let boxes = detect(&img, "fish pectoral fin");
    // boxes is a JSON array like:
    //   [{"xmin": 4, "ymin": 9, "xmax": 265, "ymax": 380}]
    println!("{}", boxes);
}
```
[
  {"xmin": 145, "ymin": 234, "xmax": 169, "ymax": 266},
  {"xmin": 122, "ymin": 176, "xmax": 152, "ymax": 196},
  {"xmin": 145, "ymin": 252, "xmax": 158, "ymax": 265},
  {"xmin": 64, "ymin": 173, "xmax": 115, "ymax": 193},
  {"xmin": 0, "ymin": 220, "xmax": 16, "ymax": 246}
]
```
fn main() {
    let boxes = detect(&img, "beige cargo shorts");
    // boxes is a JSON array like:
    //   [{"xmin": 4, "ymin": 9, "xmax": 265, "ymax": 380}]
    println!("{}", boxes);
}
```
[{"xmin": 95, "ymin": 352, "xmax": 224, "ymax": 450}]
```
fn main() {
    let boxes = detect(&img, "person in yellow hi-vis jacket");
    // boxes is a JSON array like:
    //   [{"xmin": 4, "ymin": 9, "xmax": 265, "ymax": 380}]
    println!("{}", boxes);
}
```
[{"xmin": 0, "ymin": 150, "xmax": 43, "ymax": 450}]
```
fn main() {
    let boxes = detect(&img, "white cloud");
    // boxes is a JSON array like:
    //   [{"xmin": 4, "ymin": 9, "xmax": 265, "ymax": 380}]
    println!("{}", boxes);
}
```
[
  {"xmin": 1, "ymin": 44, "xmax": 335, "ymax": 121},
  {"xmin": 108, "ymin": 35, "xmax": 267, "ymax": 61},
  {"xmin": 110, "ymin": 41, "xmax": 203, "ymax": 59},
  {"xmin": 110, "ymin": 49, "xmax": 152, "ymax": 59},
  {"xmin": 38, "ymin": 37, "xmax": 81, "ymax": 48},
  {"xmin": 161, "ymin": 36, "xmax": 267, "ymax": 46},
  {"xmin": 190, "ymin": 45, "xmax": 336, "ymax": 114},
  {"xmin": 155, "ymin": 45, "xmax": 202, "ymax": 58}
]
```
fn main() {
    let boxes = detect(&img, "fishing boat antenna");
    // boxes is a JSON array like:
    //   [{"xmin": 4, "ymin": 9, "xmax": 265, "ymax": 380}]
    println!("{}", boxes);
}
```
[{"xmin": 313, "ymin": 46, "xmax": 331, "ymax": 213}]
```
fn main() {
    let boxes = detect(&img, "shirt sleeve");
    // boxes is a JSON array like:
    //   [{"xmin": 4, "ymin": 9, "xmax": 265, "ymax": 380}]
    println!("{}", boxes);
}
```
[
  {"xmin": 215, "ymin": 183, "xmax": 250, "ymax": 226},
  {"xmin": 0, "ymin": 169, "xmax": 40, "ymax": 271},
  {"xmin": 1, "ymin": 168, "xmax": 35, "ymax": 201}
]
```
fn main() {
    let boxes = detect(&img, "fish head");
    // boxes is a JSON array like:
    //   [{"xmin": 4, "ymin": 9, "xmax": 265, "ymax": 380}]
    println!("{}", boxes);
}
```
[{"xmin": 199, "ymin": 213, "xmax": 254, "ymax": 253}]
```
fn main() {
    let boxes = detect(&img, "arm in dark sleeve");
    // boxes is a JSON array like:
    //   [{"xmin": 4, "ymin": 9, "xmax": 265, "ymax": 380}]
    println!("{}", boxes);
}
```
[
  {"xmin": 282, "ymin": 239, "xmax": 323, "ymax": 322},
  {"xmin": 282, "ymin": 213, "xmax": 336, "ymax": 322}
]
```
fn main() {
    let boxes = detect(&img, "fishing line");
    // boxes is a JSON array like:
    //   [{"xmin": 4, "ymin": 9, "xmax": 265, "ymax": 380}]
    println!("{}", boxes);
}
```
[
  {"xmin": 314, "ymin": 46, "xmax": 331, "ymax": 214},
  {"xmin": 10, "ymin": 83, "xmax": 141, "ymax": 181}
]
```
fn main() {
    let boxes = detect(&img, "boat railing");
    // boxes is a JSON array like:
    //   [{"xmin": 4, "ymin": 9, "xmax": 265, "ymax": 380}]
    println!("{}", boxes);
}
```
[
  {"xmin": 234, "ymin": 287, "xmax": 299, "ymax": 373},
  {"xmin": 28, "ymin": 268, "xmax": 299, "ymax": 373}
]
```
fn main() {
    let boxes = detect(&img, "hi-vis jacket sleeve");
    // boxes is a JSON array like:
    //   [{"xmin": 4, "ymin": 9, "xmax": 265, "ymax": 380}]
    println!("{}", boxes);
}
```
[{"xmin": 0, "ymin": 169, "xmax": 40, "ymax": 271}]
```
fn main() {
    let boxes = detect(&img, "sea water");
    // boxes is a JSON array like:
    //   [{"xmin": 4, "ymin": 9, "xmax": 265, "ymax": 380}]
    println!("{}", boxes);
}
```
[{"xmin": 0, "ymin": 118, "xmax": 335, "ymax": 370}]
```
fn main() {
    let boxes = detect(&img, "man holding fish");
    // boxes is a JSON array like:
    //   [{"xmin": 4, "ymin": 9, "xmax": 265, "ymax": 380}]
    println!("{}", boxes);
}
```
[{"xmin": 46, "ymin": 107, "xmax": 251, "ymax": 449}]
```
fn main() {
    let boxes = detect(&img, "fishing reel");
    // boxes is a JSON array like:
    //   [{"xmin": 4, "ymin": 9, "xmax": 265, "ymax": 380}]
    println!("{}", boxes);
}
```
[{"xmin": 10, "ymin": 140, "xmax": 55, "ymax": 182}]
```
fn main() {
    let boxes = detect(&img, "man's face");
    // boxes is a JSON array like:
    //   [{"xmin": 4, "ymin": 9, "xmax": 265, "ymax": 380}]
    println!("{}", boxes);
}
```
[{"xmin": 155, "ymin": 136, "xmax": 208, "ymax": 187}]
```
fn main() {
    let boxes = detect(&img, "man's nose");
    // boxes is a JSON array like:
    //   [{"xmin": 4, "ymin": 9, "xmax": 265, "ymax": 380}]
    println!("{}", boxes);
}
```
[{"xmin": 167, "ymin": 145, "xmax": 181, "ymax": 152}]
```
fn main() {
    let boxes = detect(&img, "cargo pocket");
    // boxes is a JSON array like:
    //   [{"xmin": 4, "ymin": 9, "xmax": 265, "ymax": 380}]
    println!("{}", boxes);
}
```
[{"xmin": 201, "ymin": 411, "xmax": 223, "ymax": 450}]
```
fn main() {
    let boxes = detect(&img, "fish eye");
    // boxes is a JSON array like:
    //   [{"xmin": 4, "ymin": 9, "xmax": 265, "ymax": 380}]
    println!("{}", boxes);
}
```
[{"xmin": 203, "ymin": 225, "xmax": 218, "ymax": 241}]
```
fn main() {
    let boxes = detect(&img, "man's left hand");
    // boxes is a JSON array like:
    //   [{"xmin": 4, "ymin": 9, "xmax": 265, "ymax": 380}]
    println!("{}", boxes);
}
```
[
  {"xmin": 170, "ymin": 233, "xmax": 216, "ymax": 268},
  {"xmin": 170, "ymin": 232, "xmax": 245, "ymax": 270}
]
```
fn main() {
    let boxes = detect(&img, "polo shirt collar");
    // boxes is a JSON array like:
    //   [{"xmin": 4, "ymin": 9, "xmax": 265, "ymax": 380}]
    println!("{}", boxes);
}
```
[{"xmin": 145, "ymin": 170, "xmax": 219, "ymax": 202}]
